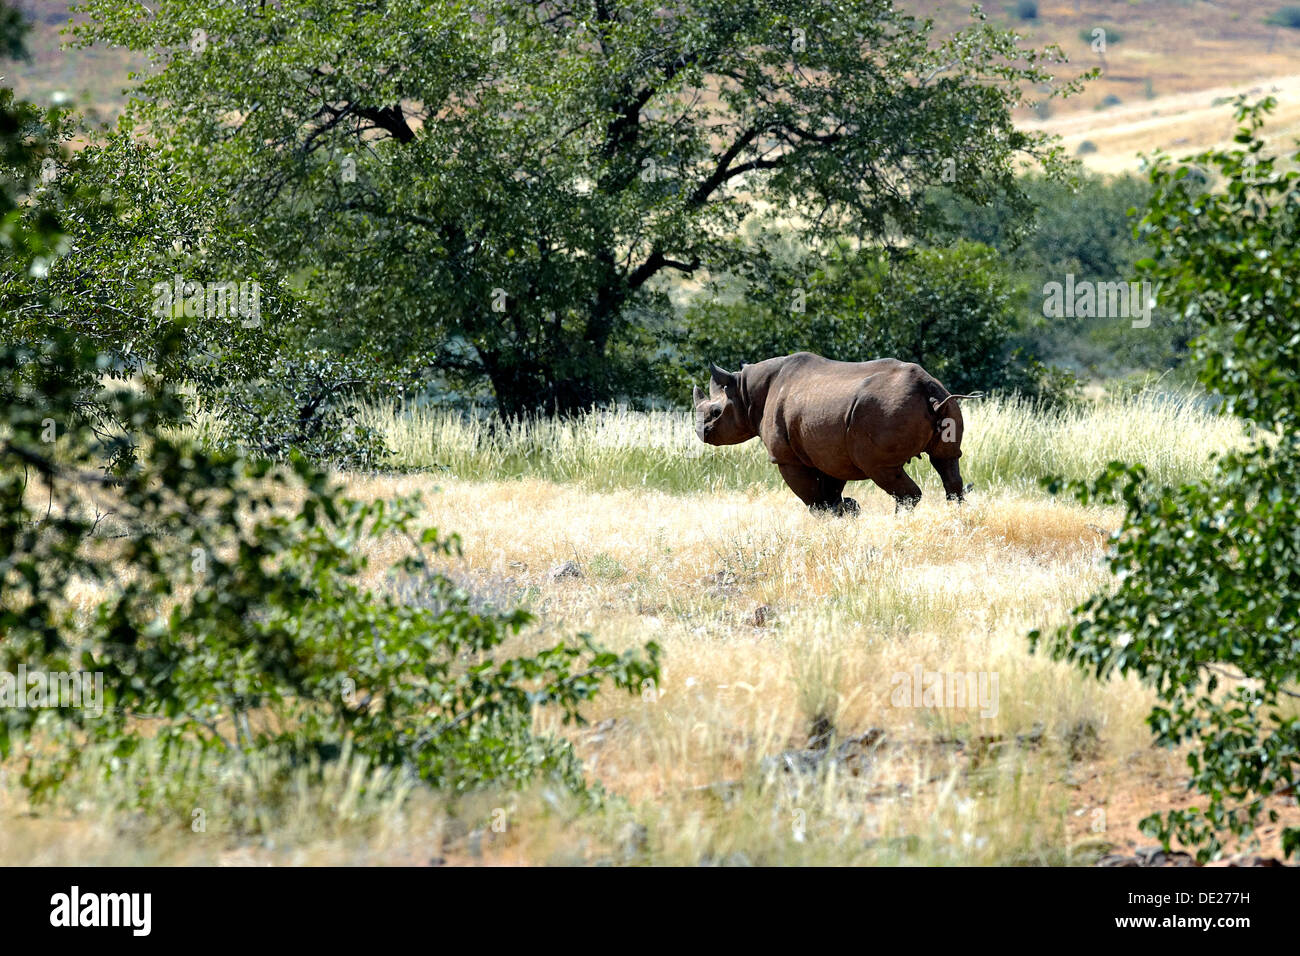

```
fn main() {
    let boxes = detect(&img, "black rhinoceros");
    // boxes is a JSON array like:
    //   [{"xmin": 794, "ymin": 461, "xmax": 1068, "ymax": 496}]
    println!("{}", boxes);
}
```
[{"xmin": 692, "ymin": 352, "xmax": 974, "ymax": 514}]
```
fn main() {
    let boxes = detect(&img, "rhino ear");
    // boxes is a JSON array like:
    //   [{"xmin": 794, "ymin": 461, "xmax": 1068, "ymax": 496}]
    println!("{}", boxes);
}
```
[
  {"xmin": 709, "ymin": 362, "xmax": 736, "ymax": 397},
  {"xmin": 692, "ymin": 385, "xmax": 706, "ymax": 406}
]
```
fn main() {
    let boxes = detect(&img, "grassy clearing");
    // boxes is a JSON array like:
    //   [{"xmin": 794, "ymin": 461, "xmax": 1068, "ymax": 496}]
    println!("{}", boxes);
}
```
[
  {"xmin": 7, "ymin": 387, "xmax": 1293, "ymax": 866},
  {"xmin": 360, "ymin": 388, "xmax": 1241, "ymax": 496},
  {"xmin": 293, "ymin": 473, "xmax": 1242, "ymax": 865}
]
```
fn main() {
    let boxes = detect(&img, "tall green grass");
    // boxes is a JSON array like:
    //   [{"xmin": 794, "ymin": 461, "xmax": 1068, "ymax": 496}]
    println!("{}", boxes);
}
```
[{"xmin": 357, "ymin": 389, "xmax": 1240, "ymax": 495}]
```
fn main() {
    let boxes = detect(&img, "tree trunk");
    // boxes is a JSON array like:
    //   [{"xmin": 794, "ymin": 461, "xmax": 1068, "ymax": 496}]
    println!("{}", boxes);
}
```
[
  {"xmin": 480, "ymin": 348, "xmax": 610, "ymax": 419},
  {"xmin": 479, "ymin": 255, "xmax": 627, "ymax": 418}
]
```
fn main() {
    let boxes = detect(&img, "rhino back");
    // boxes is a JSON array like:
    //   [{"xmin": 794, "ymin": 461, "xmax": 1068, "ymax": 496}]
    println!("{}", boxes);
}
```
[{"xmin": 759, "ymin": 355, "xmax": 938, "ymax": 479}]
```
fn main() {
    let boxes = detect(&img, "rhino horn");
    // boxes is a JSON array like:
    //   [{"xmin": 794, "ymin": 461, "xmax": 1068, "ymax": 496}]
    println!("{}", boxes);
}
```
[
  {"xmin": 692, "ymin": 384, "xmax": 706, "ymax": 406},
  {"xmin": 708, "ymin": 362, "xmax": 736, "ymax": 396}
]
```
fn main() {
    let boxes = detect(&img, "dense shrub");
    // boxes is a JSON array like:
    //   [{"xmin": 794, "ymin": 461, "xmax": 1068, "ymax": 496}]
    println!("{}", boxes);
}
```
[
  {"xmin": 1, "ymin": 50, "xmax": 658, "ymax": 813},
  {"xmin": 662, "ymin": 240, "xmax": 1073, "ymax": 403},
  {"xmin": 0, "ymin": 126, "xmax": 396, "ymax": 466},
  {"xmin": 928, "ymin": 172, "xmax": 1200, "ymax": 376},
  {"xmin": 0, "ymin": 331, "xmax": 660, "ymax": 815},
  {"xmin": 1032, "ymin": 98, "xmax": 1300, "ymax": 861}
]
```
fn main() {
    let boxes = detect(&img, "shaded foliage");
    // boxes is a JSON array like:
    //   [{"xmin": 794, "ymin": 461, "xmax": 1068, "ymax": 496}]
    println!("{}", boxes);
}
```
[
  {"xmin": 1, "ymin": 331, "xmax": 660, "ymax": 810},
  {"xmin": 929, "ymin": 172, "xmax": 1200, "ymax": 376},
  {"xmin": 1, "ymin": 126, "xmax": 394, "ymax": 464},
  {"xmin": 0, "ymin": 8, "xmax": 658, "ymax": 818},
  {"xmin": 70, "ymin": 0, "xmax": 1083, "ymax": 416},
  {"xmin": 663, "ymin": 240, "xmax": 1074, "ymax": 401}
]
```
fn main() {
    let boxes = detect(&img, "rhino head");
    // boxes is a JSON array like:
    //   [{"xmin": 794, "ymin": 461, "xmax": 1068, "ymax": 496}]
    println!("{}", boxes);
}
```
[{"xmin": 693, "ymin": 363, "xmax": 756, "ymax": 445}]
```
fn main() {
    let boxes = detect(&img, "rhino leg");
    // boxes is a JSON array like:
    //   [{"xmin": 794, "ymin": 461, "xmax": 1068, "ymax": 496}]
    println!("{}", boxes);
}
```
[
  {"xmin": 929, "ymin": 455, "xmax": 966, "ymax": 502},
  {"xmin": 778, "ymin": 463, "xmax": 853, "ymax": 515},
  {"xmin": 873, "ymin": 466, "xmax": 922, "ymax": 513}
]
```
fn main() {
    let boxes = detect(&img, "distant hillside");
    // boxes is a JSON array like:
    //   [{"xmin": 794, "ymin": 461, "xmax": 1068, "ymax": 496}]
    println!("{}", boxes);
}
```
[
  {"xmin": 909, "ymin": 0, "xmax": 1300, "ymax": 172},
  {"xmin": 6, "ymin": 0, "xmax": 1300, "ymax": 170},
  {"xmin": 911, "ymin": 1, "xmax": 1300, "ymax": 109},
  {"xmin": 1028, "ymin": 73, "xmax": 1300, "ymax": 174},
  {"xmin": 5, "ymin": 0, "xmax": 142, "ymax": 124}
]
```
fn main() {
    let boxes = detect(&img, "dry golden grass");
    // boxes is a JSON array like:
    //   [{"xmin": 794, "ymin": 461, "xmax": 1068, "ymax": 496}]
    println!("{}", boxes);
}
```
[
  {"xmin": 1028, "ymin": 73, "xmax": 1300, "ymax": 175},
  {"xmin": 924, "ymin": 1, "xmax": 1300, "ymax": 175},
  {"xmin": 7, "ymin": 0, "xmax": 1299, "ymax": 864},
  {"xmin": 913, "ymin": 0, "xmax": 1300, "ymax": 114},
  {"xmin": 8, "ymin": 389, "xmax": 1288, "ymax": 865},
  {"xmin": 352, "ymin": 471, "xmax": 1291, "ymax": 865},
  {"xmin": 289, "ymin": 474, "xmax": 1152, "ymax": 863},
  {"xmin": 358, "ymin": 388, "xmax": 1241, "ymax": 496},
  {"xmin": 7, "ymin": 440, "xmax": 1299, "ymax": 864}
]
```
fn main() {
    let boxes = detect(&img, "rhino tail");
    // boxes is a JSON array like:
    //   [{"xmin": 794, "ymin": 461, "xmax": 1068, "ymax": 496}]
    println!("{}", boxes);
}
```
[{"xmin": 927, "ymin": 389, "xmax": 984, "ymax": 415}]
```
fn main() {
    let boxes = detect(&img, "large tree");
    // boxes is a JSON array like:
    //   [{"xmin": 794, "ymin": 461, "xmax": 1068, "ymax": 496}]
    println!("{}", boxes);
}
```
[{"xmin": 73, "ymin": 0, "xmax": 1081, "ymax": 416}]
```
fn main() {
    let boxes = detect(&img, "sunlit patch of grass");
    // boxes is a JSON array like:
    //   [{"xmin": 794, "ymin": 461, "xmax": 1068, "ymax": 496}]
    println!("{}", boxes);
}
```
[
  {"xmin": 5, "ymin": 385, "xmax": 1250, "ymax": 865},
  {"xmin": 322, "ymin": 473, "xmax": 1160, "ymax": 862},
  {"xmin": 358, "ymin": 387, "xmax": 1241, "ymax": 498}
]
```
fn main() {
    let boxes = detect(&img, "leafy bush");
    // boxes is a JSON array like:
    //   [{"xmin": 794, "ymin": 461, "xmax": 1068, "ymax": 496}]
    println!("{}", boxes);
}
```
[
  {"xmin": 1, "ymin": 125, "xmax": 393, "ymax": 466},
  {"xmin": 1032, "ymin": 98, "xmax": 1300, "ymax": 861},
  {"xmin": 934, "ymin": 173, "xmax": 1155, "ymax": 278},
  {"xmin": 0, "ymin": 20, "xmax": 658, "ymax": 819},
  {"xmin": 0, "ymin": 331, "xmax": 660, "ymax": 818},
  {"xmin": 1015, "ymin": 1, "xmax": 1039, "ymax": 21},
  {"xmin": 929, "ymin": 171, "xmax": 1199, "ymax": 377}
]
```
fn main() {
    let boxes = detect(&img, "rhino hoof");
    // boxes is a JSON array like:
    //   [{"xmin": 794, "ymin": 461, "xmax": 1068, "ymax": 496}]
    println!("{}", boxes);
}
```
[{"xmin": 836, "ymin": 497, "xmax": 860, "ymax": 517}]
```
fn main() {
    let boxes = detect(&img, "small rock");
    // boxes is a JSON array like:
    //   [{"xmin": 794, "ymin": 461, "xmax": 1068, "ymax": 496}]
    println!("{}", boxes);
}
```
[
  {"xmin": 703, "ymin": 569, "xmax": 741, "ymax": 598},
  {"xmin": 1223, "ymin": 854, "xmax": 1286, "ymax": 867},
  {"xmin": 1098, "ymin": 846, "xmax": 1197, "ymax": 867},
  {"xmin": 760, "ymin": 728, "xmax": 884, "ymax": 778},
  {"xmin": 748, "ymin": 604, "xmax": 772, "ymax": 627},
  {"xmin": 1016, "ymin": 722, "xmax": 1046, "ymax": 749},
  {"xmin": 1065, "ymin": 718, "xmax": 1102, "ymax": 761},
  {"xmin": 547, "ymin": 560, "xmax": 583, "ymax": 582}
]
